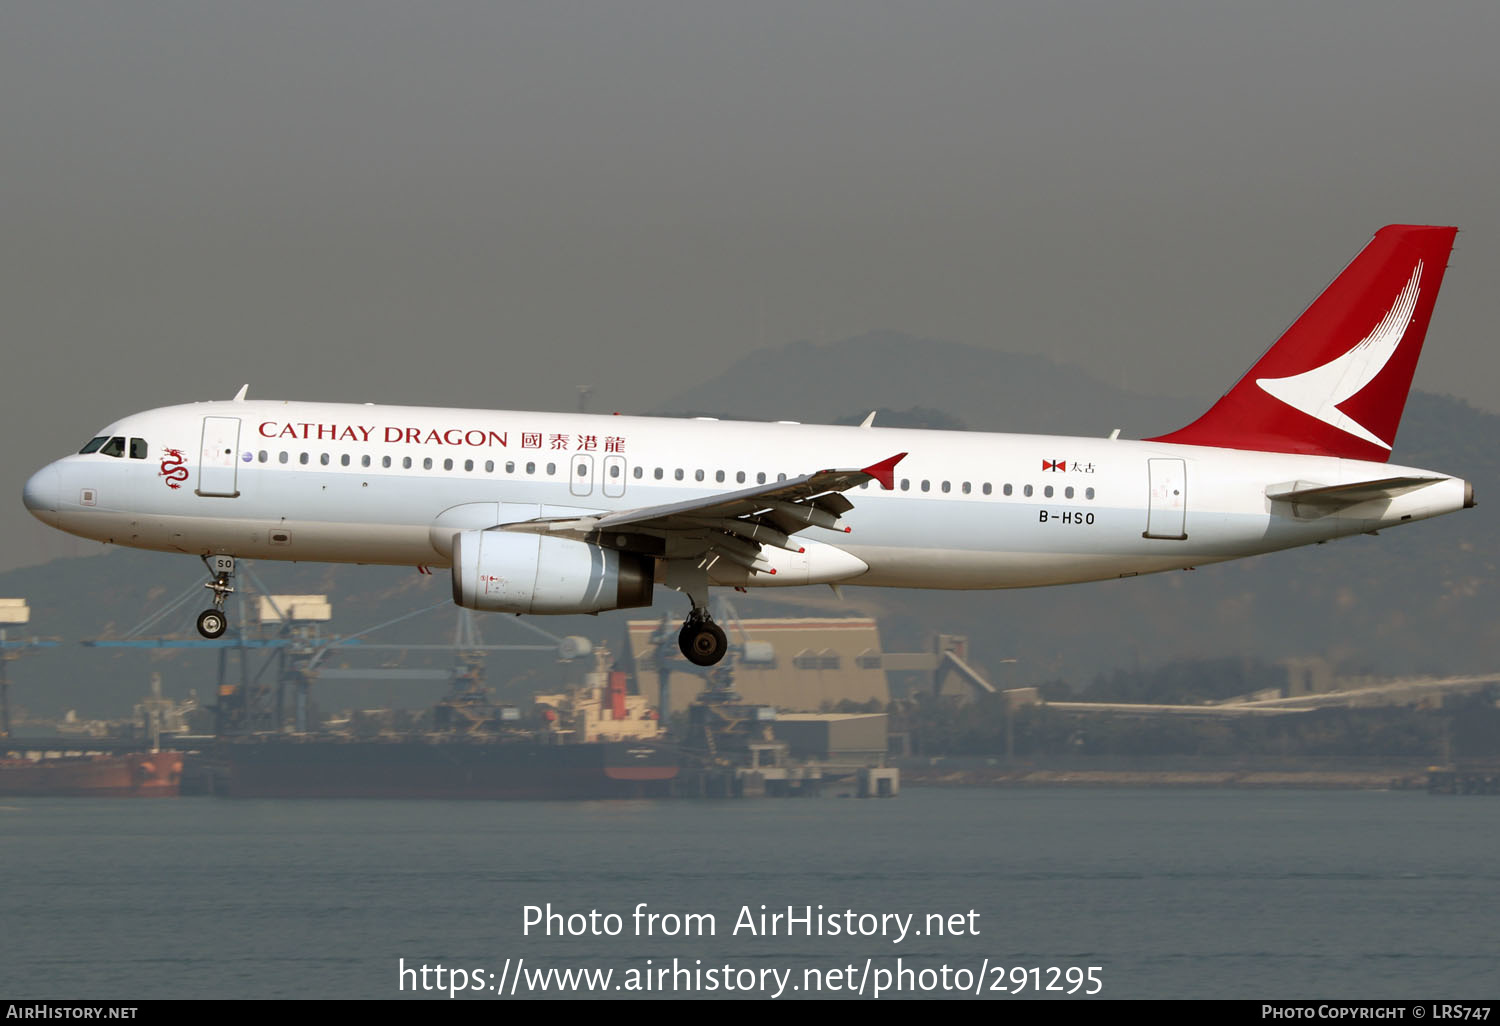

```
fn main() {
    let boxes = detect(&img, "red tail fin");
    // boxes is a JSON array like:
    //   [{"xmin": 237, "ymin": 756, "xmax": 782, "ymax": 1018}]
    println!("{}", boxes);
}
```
[{"xmin": 1148, "ymin": 225, "xmax": 1457, "ymax": 461}]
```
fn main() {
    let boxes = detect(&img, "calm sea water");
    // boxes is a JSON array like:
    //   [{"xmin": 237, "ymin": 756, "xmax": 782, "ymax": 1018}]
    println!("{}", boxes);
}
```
[{"xmin": 2, "ymin": 788, "xmax": 1496, "ymax": 1000}]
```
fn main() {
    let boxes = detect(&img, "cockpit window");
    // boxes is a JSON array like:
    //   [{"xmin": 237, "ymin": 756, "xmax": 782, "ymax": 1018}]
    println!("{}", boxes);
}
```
[
  {"xmin": 99, "ymin": 436, "xmax": 126, "ymax": 458},
  {"xmin": 129, "ymin": 438, "xmax": 148, "ymax": 460},
  {"xmin": 79, "ymin": 436, "xmax": 108, "ymax": 454}
]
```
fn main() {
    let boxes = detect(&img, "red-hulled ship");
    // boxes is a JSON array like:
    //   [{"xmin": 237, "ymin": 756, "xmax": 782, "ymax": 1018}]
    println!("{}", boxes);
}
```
[{"xmin": 0, "ymin": 751, "xmax": 183, "ymax": 797}]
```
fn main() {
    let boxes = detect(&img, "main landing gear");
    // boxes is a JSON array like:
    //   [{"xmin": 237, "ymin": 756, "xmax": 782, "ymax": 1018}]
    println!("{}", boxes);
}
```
[
  {"xmin": 663, "ymin": 562, "xmax": 727, "ymax": 666},
  {"xmin": 678, "ymin": 609, "xmax": 727, "ymax": 667},
  {"xmin": 196, "ymin": 554, "xmax": 235, "ymax": 639}
]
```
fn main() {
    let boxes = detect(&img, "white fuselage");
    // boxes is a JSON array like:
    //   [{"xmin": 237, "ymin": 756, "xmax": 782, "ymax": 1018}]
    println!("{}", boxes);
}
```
[{"xmin": 23, "ymin": 399, "xmax": 1471, "ymax": 592}]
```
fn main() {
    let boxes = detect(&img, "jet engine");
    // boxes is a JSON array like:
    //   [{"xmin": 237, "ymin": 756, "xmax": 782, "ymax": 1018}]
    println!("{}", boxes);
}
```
[{"xmin": 450, "ymin": 529, "xmax": 654, "ymax": 614}]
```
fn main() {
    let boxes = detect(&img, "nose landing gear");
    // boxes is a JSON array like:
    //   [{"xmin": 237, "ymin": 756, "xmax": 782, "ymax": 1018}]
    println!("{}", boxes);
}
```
[{"xmin": 196, "ymin": 554, "xmax": 235, "ymax": 639}]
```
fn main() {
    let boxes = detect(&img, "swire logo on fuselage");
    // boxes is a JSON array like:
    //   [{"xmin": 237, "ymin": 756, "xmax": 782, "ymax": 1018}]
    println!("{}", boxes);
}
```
[
  {"xmin": 257, "ymin": 422, "xmax": 628, "ymax": 453},
  {"xmin": 1254, "ymin": 261, "xmax": 1422, "ymax": 450}
]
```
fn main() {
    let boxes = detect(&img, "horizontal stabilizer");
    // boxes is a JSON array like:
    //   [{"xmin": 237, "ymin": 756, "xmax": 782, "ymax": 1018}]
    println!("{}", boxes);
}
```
[{"xmin": 1266, "ymin": 476, "xmax": 1446, "ymax": 508}]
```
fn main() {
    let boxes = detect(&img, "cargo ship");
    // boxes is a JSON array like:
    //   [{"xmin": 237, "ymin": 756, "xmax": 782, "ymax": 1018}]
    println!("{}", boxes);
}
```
[
  {"xmin": 220, "ymin": 736, "xmax": 677, "ymax": 799},
  {"xmin": 219, "ymin": 647, "xmax": 679, "ymax": 799},
  {"xmin": 0, "ymin": 750, "xmax": 183, "ymax": 797}
]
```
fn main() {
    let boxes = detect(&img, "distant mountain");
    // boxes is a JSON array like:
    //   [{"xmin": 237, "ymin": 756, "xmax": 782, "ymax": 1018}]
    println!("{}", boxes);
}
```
[
  {"xmin": 652, "ymin": 331, "xmax": 1202, "ymax": 438},
  {"xmin": 831, "ymin": 407, "xmax": 968, "ymax": 431}
]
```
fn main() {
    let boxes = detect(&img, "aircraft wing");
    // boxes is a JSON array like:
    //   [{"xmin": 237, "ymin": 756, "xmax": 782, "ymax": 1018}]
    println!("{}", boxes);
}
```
[{"xmin": 501, "ymin": 452, "xmax": 906, "ymax": 576}]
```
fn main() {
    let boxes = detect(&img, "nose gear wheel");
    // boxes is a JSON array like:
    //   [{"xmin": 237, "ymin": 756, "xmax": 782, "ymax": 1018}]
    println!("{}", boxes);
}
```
[{"xmin": 196, "ymin": 554, "xmax": 236, "ymax": 639}]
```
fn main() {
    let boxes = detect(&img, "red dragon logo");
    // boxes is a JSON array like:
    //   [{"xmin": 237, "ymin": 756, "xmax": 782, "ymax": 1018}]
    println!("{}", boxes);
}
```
[{"xmin": 159, "ymin": 448, "xmax": 189, "ymax": 490}]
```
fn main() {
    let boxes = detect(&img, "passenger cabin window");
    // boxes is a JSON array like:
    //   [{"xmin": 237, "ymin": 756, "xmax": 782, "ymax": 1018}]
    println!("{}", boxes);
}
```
[
  {"xmin": 129, "ymin": 438, "xmax": 148, "ymax": 460},
  {"xmin": 78, "ymin": 436, "xmax": 108, "ymax": 455},
  {"xmin": 99, "ymin": 437, "xmax": 126, "ymax": 458},
  {"xmin": 299, "ymin": 453, "xmax": 310, "ymax": 465}
]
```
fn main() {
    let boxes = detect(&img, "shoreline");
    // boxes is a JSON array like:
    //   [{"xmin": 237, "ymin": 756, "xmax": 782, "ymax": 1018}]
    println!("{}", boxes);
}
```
[{"xmin": 899, "ymin": 766, "xmax": 1434, "ymax": 790}]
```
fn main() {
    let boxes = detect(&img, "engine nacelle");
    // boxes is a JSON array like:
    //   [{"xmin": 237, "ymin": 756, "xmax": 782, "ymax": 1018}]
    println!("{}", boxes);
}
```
[{"xmin": 450, "ymin": 530, "xmax": 654, "ymax": 614}]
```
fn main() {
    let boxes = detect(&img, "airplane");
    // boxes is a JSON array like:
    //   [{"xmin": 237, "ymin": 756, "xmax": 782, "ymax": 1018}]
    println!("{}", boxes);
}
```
[{"xmin": 22, "ymin": 224, "xmax": 1474, "ymax": 667}]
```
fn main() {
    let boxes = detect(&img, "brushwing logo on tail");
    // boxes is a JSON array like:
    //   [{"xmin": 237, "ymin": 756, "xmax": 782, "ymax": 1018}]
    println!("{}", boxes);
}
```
[{"xmin": 1254, "ymin": 262, "xmax": 1423, "ymax": 450}]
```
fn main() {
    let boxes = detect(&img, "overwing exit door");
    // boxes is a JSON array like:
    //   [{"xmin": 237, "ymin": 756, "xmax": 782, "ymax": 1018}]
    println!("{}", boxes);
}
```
[{"xmin": 570, "ymin": 453, "xmax": 595, "ymax": 497}]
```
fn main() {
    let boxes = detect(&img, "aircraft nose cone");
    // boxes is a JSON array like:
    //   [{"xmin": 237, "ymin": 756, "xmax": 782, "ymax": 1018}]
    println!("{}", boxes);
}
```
[{"xmin": 22, "ymin": 464, "xmax": 60, "ymax": 526}]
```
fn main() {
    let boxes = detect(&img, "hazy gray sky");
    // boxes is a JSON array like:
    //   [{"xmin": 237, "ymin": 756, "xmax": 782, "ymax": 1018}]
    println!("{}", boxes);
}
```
[{"xmin": 4, "ymin": 0, "xmax": 1497, "ymax": 570}]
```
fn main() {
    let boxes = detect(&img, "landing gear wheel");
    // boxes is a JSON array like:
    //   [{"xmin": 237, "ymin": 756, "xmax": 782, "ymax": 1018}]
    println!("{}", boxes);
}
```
[
  {"xmin": 679, "ymin": 620, "xmax": 728, "ymax": 666},
  {"xmin": 196, "ymin": 609, "xmax": 228, "ymax": 639}
]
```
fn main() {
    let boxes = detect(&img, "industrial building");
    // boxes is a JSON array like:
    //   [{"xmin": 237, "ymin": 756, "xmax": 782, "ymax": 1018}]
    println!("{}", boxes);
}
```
[{"xmin": 625, "ymin": 616, "xmax": 891, "ymax": 715}]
